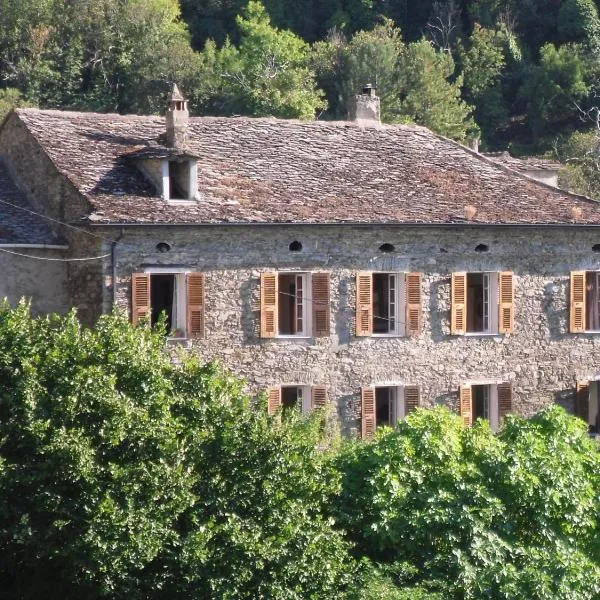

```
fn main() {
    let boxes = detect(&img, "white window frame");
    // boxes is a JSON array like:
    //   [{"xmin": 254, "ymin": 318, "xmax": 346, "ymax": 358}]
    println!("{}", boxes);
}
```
[
  {"xmin": 471, "ymin": 383, "xmax": 499, "ymax": 431},
  {"xmin": 589, "ymin": 381, "xmax": 599, "ymax": 432},
  {"xmin": 584, "ymin": 271, "xmax": 600, "ymax": 333},
  {"xmin": 281, "ymin": 385, "xmax": 312, "ymax": 415},
  {"xmin": 161, "ymin": 159, "xmax": 198, "ymax": 202},
  {"xmin": 144, "ymin": 267, "xmax": 189, "ymax": 339},
  {"xmin": 277, "ymin": 272, "xmax": 312, "ymax": 338},
  {"xmin": 465, "ymin": 272, "xmax": 499, "ymax": 335},
  {"xmin": 371, "ymin": 272, "xmax": 406, "ymax": 337},
  {"xmin": 375, "ymin": 385, "xmax": 405, "ymax": 427}
]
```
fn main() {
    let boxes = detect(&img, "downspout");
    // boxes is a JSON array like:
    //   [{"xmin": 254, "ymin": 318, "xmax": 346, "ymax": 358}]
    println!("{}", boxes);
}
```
[{"xmin": 111, "ymin": 228, "xmax": 124, "ymax": 310}]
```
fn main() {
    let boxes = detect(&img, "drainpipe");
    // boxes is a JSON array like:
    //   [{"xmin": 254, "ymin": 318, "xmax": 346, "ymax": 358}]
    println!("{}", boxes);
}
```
[{"xmin": 111, "ymin": 228, "xmax": 124, "ymax": 310}]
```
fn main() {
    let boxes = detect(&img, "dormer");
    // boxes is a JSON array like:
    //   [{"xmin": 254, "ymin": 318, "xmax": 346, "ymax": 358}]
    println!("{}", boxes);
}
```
[{"xmin": 127, "ymin": 84, "xmax": 199, "ymax": 202}]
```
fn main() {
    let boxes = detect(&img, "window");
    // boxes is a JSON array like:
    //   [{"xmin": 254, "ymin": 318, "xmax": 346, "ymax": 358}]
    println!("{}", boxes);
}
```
[
  {"xmin": 162, "ymin": 159, "xmax": 197, "ymax": 201},
  {"xmin": 356, "ymin": 272, "xmax": 422, "ymax": 337},
  {"xmin": 451, "ymin": 271, "xmax": 514, "ymax": 335},
  {"xmin": 459, "ymin": 382, "xmax": 512, "ymax": 431},
  {"xmin": 575, "ymin": 381, "xmax": 600, "ymax": 435},
  {"xmin": 570, "ymin": 271, "xmax": 600, "ymax": 332},
  {"xmin": 260, "ymin": 272, "xmax": 330, "ymax": 338},
  {"xmin": 361, "ymin": 385, "xmax": 419, "ymax": 439},
  {"xmin": 267, "ymin": 385, "xmax": 328, "ymax": 416},
  {"xmin": 131, "ymin": 271, "xmax": 205, "ymax": 339}
]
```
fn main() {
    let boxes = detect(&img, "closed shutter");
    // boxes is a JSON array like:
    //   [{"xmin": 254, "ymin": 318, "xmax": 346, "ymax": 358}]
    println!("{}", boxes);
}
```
[
  {"xmin": 575, "ymin": 381, "xmax": 590, "ymax": 422},
  {"xmin": 405, "ymin": 273, "xmax": 422, "ymax": 336},
  {"xmin": 356, "ymin": 272, "xmax": 373, "ymax": 336},
  {"xmin": 451, "ymin": 272, "xmax": 467, "ymax": 335},
  {"xmin": 498, "ymin": 272, "xmax": 515, "ymax": 334},
  {"xmin": 267, "ymin": 386, "xmax": 282, "ymax": 416},
  {"xmin": 570, "ymin": 271, "xmax": 586, "ymax": 333},
  {"xmin": 260, "ymin": 273, "xmax": 278, "ymax": 338},
  {"xmin": 132, "ymin": 273, "xmax": 151, "ymax": 325},
  {"xmin": 186, "ymin": 273, "xmax": 205, "ymax": 339},
  {"xmin": 312, "ymin": 273, "xmax": 331, "ymax": 337},
  {"xmin": 459, "ymin": 385, "xmax": 472, "ymax": 427},
  {"xmin": 361, "ymin": 387, "xmax": 376, "ymax": 439},
  {"xmin": 311, "ymin": 385, "xmax": 328, "ymax": 410},
  {"xmin": 404, "ymin": 386, "xmax": 420, "ymax": 415},
  {"xmin": 497, "ymin": 382, "xmax": 512, "ymax": 423}
]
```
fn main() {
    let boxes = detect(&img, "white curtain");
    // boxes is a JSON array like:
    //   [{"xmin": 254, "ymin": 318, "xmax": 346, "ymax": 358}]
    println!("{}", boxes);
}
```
[{"xmin": 171, "ymin": 278, "xmax": 179, "ymax": 334}]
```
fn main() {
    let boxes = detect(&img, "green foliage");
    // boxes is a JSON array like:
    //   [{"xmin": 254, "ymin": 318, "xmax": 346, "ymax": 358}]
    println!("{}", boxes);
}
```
[
  {"xmin": 0, "ymin": 301, "xmax": 353, "ymax": 599},
  {"xmin": 556, "ymin": 129, "xmax": 600, "ymax": 199},
  {"xmin": 194, "ymin": 1, "xmax": 325, "ymax": 119},
  {"xmin": 558, "ymin": 0, "xmax": 600, "ymax": 50},
  {"xmin": 333, "ymin": 406, "xmax": 600, "ymax": 599},
  {"xmin": 0, "ymin": 88, "xmax": 33, "ymax": 121}
]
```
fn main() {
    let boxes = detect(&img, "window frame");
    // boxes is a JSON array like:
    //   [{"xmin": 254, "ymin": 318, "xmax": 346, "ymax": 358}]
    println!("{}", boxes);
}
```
[
  {"xmin": 281, "ymin": 384, "xmax": 313, "ymax": 415},
  {"xmin": 276, "ymin": 271, "xmax": 312, "ymax": 338},
  {"xmin": 374, "ymin": 385, "xmax": 405, "ymax": 427},
  {"xmin": 463, "ymin": 382, "xmax": 500, "ymax": 430},
  {"xmin": 161, "ymin": 159, "xmax": 198, "ymax": 202},
  {"xmin": 370, "ymin": 272, "xmax": 406, "ymax": 337},
  {"xmin": 144, "ymin": 267, "xmax": 189, "ymax": 340},
  {"xmin": 465, "ymin": 271, "xmax": 499, "ymax": 336}
]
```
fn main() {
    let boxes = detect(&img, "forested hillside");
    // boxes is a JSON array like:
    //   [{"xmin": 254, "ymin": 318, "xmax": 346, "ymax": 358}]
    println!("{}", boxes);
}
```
[{"xmin": 2, "ymin": 0, "xmax": 600, "ymax": 194}]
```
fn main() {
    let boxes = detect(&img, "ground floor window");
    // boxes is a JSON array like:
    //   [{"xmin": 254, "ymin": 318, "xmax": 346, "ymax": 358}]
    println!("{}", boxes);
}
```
[
  {"xmin": 362, "ymin": 385, "xmax": 420, "ymax": 438},
  {"xmin": 375, "ymin": 386, "xmax": 403, "ymax": 427},
  {"xmin": 281, "ymin": 385, "xmax": 312, "ymax": 414},
  {"xmin": 150, "ymin": 273, "xmax": 186, "ymax": 336},
  {"xmin": 461, "ymin": 382, "xmax": 512, "ymax": 431},
  {"xmin": 576, "ymin": 380, "xmax": 600, "ymax": 434}
]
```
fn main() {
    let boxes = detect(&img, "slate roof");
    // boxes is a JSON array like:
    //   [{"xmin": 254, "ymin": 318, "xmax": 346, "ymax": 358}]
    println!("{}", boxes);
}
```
[
  {"xmin": 14, "ymin": 108, "xmax": 600, "ymax": 226},
  {"xmin": 482, "ymin": 151, "xmax": 563, "ymax": 174},
  {"xmin": 0, "ymin": 159, "xmax": 64, "ymax": 245}
]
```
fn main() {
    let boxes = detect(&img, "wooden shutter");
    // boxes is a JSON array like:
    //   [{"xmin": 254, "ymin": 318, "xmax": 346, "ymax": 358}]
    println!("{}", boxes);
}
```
[
  {"xmin": 361, "ymin": 387, "xmax": 376, "ymax": 439},
  {"xmin": 132, "ymin": 273, "xmax": 151, "ymax": 325},
  {"xmin": 497, "ymin": 382, "xmax": 512, "ymax": 423},
  {"xmin": 405, "ymin": 273, "xmax": 422, "ymax": 336},
  {"xmin": 312, "ymin": 273, "xmax": 331, "ymax": 337},
  {"xmin": 311, "ymin": 385, "xmax": 328, "ymax": 410},
  {"xmin": 498, "ymin": 272, "xmax": 515, "ymax": 334},
  {"xmin": 570, "ymin": 271, "xmax": 586, "ymax": 333},
  {"xmin": 267, "ymin": 386, "xmax": 282, "ymax": 416},
  {"xmin": 356, "ymin": 272, "xmax": 373, "ymax": 336},
  {"xmin": 451, "ymin": 272, "xmax": 467, "ymax": 335},
  {"xmin": 459, "ymin": 385, "xmax": 472, "ymax": 427},
  {"xmin": 260, "ymin": 272, "xmax": 278, "ymax": 338},
  {"xmin": 404, "ymin": 386, "xmax": 420, "ymax": 415},
  {"xmin": 575, "ymin": 381, "xmax": 590, "ymax": 422},
  {"xmin": 186, "ymin": 273, "xmax": 205, "ymax": 339}
]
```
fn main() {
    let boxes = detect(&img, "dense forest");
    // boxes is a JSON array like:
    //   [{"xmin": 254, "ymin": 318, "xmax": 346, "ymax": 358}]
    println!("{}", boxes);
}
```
[{"xmin": 2, "ymin": 0, "xmax": 600, "ymax": 195}]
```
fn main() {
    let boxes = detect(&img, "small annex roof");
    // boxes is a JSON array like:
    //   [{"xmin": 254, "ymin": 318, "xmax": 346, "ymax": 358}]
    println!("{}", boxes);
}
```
[
  {"xmin": 14, "ymin": 107, "xmax": 600, "ymax": 226},
  {"xmin": 482, "ymin": 151, "xmax": 563, "ymax": 174},
  {"xmin": 0, "ymin": 159, "xmax": 65, "ymax": 245}
]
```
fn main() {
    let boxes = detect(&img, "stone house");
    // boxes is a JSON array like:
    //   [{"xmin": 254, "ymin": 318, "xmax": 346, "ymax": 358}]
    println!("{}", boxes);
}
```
[{"xmin": 1, "ymin": 86, "xmax": 600, "ymax": 437}]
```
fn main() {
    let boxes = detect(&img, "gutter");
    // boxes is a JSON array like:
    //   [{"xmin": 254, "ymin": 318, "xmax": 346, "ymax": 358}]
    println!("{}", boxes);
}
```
[
  {"xmin": 111, "ymin": 228, "xmax": 125, "ymax": 309},
  {"xmin": 0, "ymin": 243, "xmax": 69, "ymax": 249}
]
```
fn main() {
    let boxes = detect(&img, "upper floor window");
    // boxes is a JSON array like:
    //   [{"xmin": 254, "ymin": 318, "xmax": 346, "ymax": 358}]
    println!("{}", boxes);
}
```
[
  {"xmin": 356, "ymin": 272, "xmax": 422, "ymax": 337},
  {"xmin": 570, "ymin": 271, "xmax": 600, "ymax": 333},
  {"xmin": 260, "ymin": 272, "xmax": 330, "ymax": 338},
  {"xmin": 575, "ymin": 381, "xmax": 600, "ymax": 435},
  {"xmin": 162, "ymin": 159, "xmax": 197, "ymax": 201},
  {"xmin": 131, "ymin": 271, "xmax": 204, "ymax": 339},
  {"xmin": 459, "ymin": 382, "xmax": 512, "ymax": 431},
  {"xmin": 451, "ymin": 271, "xmax": 514, "ymax": 335},
  {"xmin": 361, "ymin": 385, "xmax": 420, "ymax": 439},
  {"xmin": 267, "ymin": 384, "xmax": 328, "ymax": 416}
]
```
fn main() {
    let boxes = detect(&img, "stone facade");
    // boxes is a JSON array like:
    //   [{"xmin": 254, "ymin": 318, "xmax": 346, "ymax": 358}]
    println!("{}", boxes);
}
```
[{"xmin": 106, "ymin": 223, "xmax": 600, "ymax": 435}]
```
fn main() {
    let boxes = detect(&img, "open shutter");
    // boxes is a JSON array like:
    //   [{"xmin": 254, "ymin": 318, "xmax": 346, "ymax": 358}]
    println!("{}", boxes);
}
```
[
  {"xmin": 497, "ymin": 382, "xmax": 512, "ymax": 423},
  {"xmin": 404, "ymin": 386, "xmax": 420, "ymax": 415},
  {"xmin": 575, "ymin": 381, "xmax": 590, "ymax": 422},
  {"xmin": 132, "ymin": 273, "xmax": 151, "ymax": 325},
  {"xmin": 312, "ymin": 273, "xmax": 331, "ymax": 337},
  {"xmin": 451, "ymin": 272, "xmax": 467, "ymax": 335},
  {"xmin": 260, "ymin": 272, "xmax": 278, "ymax": 338},
  {"xmin": 361, "ymin": 387, "xmax": 376, "ymax": 439},
  {"xmin": 311, "ymin": 386, "xmax": 328, "ymax": 410},
  {"xmin": 498, "ymin": 272, "xmax": 515, "ymax": 334},
  {"xmin": 267, "ymin": 386, "xmax": 282, "ymax": 416},
  {"xmin": 356, "ymin": 273, "xmax": 373, "ymax": 336},
  {"xmin": 570, "ymin": 271, "xmax": 586, "ymax": 333},
  {"xmin": 459, "ymin": 385, "xmax": 472, "ymax": 427},
  {"xmin": 186, "ymin": 273, "xmax": 205, "ymax": 339},
  {"xmin": 405, "ymin": 273, "xmax": 422, "ymax": 336}
]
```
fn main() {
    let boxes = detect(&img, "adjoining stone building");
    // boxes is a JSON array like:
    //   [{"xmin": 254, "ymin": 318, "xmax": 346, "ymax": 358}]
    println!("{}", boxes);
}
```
[{"xmin": 1, "ymin": 86, "xmax": 600, "ymax": 437}]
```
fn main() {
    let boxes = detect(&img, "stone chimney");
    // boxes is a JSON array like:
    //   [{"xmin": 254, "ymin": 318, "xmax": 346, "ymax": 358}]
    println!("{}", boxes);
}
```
[
  {"xmin": 347, "ymin": 84, "xmax": 381, "ymax": 125},
  {"xmin": 166, "ymin": 83, "xmax": 189, "ymax": 149}
]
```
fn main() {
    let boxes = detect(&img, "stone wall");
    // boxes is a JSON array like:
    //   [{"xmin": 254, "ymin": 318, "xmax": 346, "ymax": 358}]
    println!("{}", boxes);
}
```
[
  {"xmin": 106, "ymin": 223, "xmax": 600, "ymax": 435},
  {"xmin": 0, "ymin": 248, "xmax": 69, "ymax": 314}
]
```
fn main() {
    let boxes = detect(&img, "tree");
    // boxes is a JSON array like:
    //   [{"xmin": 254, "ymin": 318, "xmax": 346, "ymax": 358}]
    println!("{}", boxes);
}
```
[
  {"xmin": 333, "ymin": 406, "xmax": 600, "ymax": 598},
  {"xmin": 558, "ymin": 0, "xmax": 600, "ymax": 50},
  {"xmin": 0, "ymin": 302, "xmax": 353, "ymax": 599},
  {"xmin": 396, "ymin": 39, "xmax": 477, "ymax": 141}
]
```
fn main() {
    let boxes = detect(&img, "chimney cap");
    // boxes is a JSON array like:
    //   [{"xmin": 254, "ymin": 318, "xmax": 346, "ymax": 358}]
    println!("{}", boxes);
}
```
[
  {"xmin": 361, "ymin": 83, "xmax": 377, "ymax": 96},
  {"xmin": 168, "ymin": 83, "xmax": 185, "ymax": 103}
]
